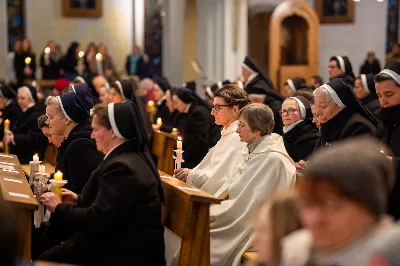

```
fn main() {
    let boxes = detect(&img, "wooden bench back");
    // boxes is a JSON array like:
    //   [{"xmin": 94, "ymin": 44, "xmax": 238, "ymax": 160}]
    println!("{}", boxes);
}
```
[
  {"xmin": 159, "ymin": 171, "xmax": 221, "ymax": 266},
  {"xmin": 152, "ymin": 131, "xmax": 178, "ymax": 175}
]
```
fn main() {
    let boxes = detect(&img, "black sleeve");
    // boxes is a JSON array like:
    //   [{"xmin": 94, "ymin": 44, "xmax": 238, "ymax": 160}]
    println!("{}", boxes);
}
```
[
  {"xmin": 53, "ymin": 162, "xmax": 138, "ymax": 232},
  {"xmin": 125, "ymin": 56, "xmax": 130, "ymax": 74},
  {"xmin": 30, "ymin": 55, "xmax": 37, "ymax": 79},
  {"xmin": 40, "ymin": 53, "xmax": 45, "ymax": 68},
  {"xmin": 342, "ymin": 120, "xmax": 376, "ymax": 139}
]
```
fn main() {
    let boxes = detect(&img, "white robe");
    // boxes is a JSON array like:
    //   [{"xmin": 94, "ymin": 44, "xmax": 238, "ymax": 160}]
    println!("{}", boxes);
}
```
[
  {"xmin": 210, "ymin": 133, "xmax": 296, "ymax": 266},
  {"xmin": 187, "ymin": 120, "xmax": 246, "ymax": 195}
]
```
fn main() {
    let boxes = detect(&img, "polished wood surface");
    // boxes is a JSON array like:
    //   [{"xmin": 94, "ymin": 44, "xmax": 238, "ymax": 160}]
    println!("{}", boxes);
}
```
[
  {"xmin": 153, "ymin": 131, "xmax": 178, "ymax": 176},
  {"xmin": 159, "ymin": 170, "xmax": 221, "ymax": 266}
]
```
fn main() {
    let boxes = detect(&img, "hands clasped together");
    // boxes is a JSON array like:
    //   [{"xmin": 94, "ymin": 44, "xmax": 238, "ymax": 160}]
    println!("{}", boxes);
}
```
[{"xmin": 40, "ymin": 188, "xmax": 77, "ymax": 212}]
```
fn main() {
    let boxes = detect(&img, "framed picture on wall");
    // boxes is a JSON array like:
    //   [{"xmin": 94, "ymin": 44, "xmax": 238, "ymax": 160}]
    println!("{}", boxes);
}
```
[
  {"xmin": 315, "ymin": 0, "xmax": 355, "ymax": 23},
  {"xmin": 62, "ymin": 0, "xmax": 102, "ymax": 18}
]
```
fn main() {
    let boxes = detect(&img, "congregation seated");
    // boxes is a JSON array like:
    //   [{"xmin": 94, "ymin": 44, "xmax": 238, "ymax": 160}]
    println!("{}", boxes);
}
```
[
  {"xmin": 0, "ymin": 84, "xmax": 21, "ymax": 140},
  {"xmin": 6, "ymin": 85, "xmax": 47, "ymax": 163},
  {"xmin": 172, "ymin": 87, "xmax": 221, "ymax": 168},
  {"xmin": 39, "ymin": 101, "xmax": 165, "ymax": 265},
  {"xmin": 281, "ymin": 96, "xmax": 319, "ymax": 162},
  {"xmin": 209, "ymin": 103, "xmax": 295, "ymax": 265},
  {"xmin": 329, "ymin": 56, "xmax": 355, "ymax": 87},
  {"xmin": 353, "ymin": 73, "xmax": 381, "ymax": 114},
  {"xmin": 176, "ymin": 84, "xmax": 249, "ymax": 195},
  {"xmin": 151, "ymin": 76, "xmax": 174, "ymax": 126},
  {"xmin": 280, "ymin": 137, "xmax": 394, "ymax": 266},
  {"xmin": 281, "ymin": 77, "xmax": 308, "ymax": 99}
]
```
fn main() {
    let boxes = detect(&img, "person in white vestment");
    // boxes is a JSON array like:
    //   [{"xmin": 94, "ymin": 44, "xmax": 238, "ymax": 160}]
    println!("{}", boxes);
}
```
[
  {"xmin": 210, "ymin": 103, "xmax": 296, "ymax": 266},
  {"xmin": 174, "ymin": 84, "xmax": 250, "ymax": 194}
]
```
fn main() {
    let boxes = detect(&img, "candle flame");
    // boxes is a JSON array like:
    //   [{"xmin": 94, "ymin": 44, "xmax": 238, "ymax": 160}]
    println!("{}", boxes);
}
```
[
  {"xmin": 56, "ymin": 171, "xmax": 61, "ymax": 174},
  {"xmin": 178, "ymin": 137, "xmax": 182, "ymax": 141},
  {"xmin": 148, "ymin": 101, "xmax": 154, "ymax": 107},
  {"xmin": 44, "ymin": 47, "xmax": 50, "ymax": 54},
  {"xmin": 95, "ymin": 53, "xmax": 102, "ymax": 60},
  {"xmin": 25, "ymin": 57, "xmax": 32, "ymax": 65},
  {"xmin": 172, "ymin": 128, "xmax": 178, "ymax": 132},
  {"xmin": 78, "ymin": 51, "xmax": 84, "ymax": 58}
]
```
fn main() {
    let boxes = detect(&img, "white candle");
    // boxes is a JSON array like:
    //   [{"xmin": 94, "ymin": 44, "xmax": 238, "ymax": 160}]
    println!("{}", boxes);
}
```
[
  {"xmin": 177, "ymin": 137, "xmax": 182, "ymax": 150},
  {"xmin": 96, "ymin": 53, "xmax": 103, "ymax": 75},
  {"xmin": 39, "ymin": 165, "xmax": 45, "ymax": 174},
  {"xmin": 157, "ymin": 118, "xmax": 162, "ymax": 126},
  {"xmin": 33, "ymin": 154, "xmax": 39, "ymax": 162},
  {"xmin": 44, "ymin": 47, "xmax": 50, "ymax": 61}
]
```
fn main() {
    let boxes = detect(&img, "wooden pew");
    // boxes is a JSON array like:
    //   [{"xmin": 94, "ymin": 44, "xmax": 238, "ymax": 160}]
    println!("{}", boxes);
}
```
[
  {"xmin": 153, "ymin": 131, "xmax": 178, "ymax": 175},
  {"xmin": 159, "ymin": 170, "xmax": 222, "ymax": 266},
  {"xmin": 0, "ymin": 153, "xmax": 38, "ymax": 260}
]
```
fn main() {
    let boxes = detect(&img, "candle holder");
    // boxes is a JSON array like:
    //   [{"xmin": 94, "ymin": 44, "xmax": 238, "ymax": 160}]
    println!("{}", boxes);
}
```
[
  {"xmin": 29, "ymin": 160, "xmax": 42, "ymax": 186},
  {"xmin": 49, "ymin": 179, "xmax": 68, "ymax": 200},
  {"xmin": 33, "ymin": 173, "xmax": 47, "ymax": 228},
  {"xmin": 173, "ymin": 149, "xmax": 185, "ymax": 171}
]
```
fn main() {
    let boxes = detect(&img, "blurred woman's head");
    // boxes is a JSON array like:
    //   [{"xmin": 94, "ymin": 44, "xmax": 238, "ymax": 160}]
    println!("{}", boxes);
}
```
[{"xmin": 22, "ymin": 38, "xmax": 33, "ymax": 54}]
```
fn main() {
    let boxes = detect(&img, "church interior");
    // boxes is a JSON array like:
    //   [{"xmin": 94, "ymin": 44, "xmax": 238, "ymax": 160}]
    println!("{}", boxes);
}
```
[{"xmin": 0, "ymin": 0, "xmax": 400, "ymax": 265}]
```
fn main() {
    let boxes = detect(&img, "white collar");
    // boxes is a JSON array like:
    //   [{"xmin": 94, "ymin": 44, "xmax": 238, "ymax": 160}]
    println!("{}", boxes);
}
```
[
  {"xmin": 157, "ymin": 95, "xmax": 166, "ymax": 106},
  {"xmin": 221, "ymin": 120, "xmax": 238, "ymax": 136},
  {"xmin": 245, "ymin": 73, "xmax": 258, "ymax": 87},
  {"xmin": 184, "ymin": 103, "xmax": 192, "ymax": 113},
  {"xmin": 22, "ymin": 103, "xmax": 35, "ymax": 113},
  {"xmin": 104, "ymin": 142, "xmax": 125, "ymax": 160},
  {"xmin": 283, "ymin": 120, "xmax": 303, "ymax": 134}
]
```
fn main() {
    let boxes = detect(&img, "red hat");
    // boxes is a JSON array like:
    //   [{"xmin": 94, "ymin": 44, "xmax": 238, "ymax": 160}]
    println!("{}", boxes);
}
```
[{"xmin": 54, "ymin": 78, "xmax": 70, "ymax": 93}]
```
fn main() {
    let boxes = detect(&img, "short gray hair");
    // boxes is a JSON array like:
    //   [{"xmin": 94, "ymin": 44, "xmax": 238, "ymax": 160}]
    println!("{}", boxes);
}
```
[
  {"xmin": 238, "ymin": 103, "xmax": 274, "ymax": 136},
  {"xmin": 45, "ymin": 96, "xmax": 64, "ymax": 116},
  {"xmin": 313, "ymin": 86, "xmax": 335, "ymax": 104}
]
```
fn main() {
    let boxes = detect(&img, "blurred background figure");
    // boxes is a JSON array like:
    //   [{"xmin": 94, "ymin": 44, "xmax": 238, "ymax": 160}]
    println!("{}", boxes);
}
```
[
  {"xmin": 125, "ymin": 45, "xmax": 142, "ymax": 76},
  {"xmin": 360, "ymin": 51, "xmax": 381, "ymax": 76},
  {"xmin": 14, "ymin": 38, "xmax": 36, "ymax": 85}
]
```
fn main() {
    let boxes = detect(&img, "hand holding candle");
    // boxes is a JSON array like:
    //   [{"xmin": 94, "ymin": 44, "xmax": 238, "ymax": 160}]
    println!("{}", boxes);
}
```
[
  {"xmin": 54, "ymin": 171, "xmax": 63, "ymax": 181},
  {"xmin": 44, "ymin": 47, "xmax": 50, "ymax": 62}
]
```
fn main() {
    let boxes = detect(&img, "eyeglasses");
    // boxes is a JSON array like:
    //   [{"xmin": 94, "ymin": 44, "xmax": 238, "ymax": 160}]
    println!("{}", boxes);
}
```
[
  {"xmin": 212, "ymin": 104, "xmax": 229, "ymax": 112},
  {"xmin": 279, "ymin": 108, "xmax": 299, "ymax": 116},
  {"xmin": 328, "ymin": 65, "xmax": 339, "ymax": 69}
]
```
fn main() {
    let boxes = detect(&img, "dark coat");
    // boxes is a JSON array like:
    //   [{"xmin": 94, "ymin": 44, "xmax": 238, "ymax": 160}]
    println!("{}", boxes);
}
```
[
  {"xmin": 0, "ymin": 100, "xmax": 21, "ymax": 139},
  {"xmin": 153, "ymin": 99, "xmax": 173, "ymax": 126},
  {"xmin": 14, "ymin": 52, "xmax": 36, "ymax": 85},
  {"xmin": 56, "ymin": 120, "xmax": 103, "ymax": 194},
  {"xmin": 283, "ymin": 121, "xmax": 319, "ymax": 162},
  {"xmin": 360, "ymin": 60, "xmax": 381, "ymax": 76},
  {"xmin": 10, "ymin": 105, "xmax": 47, "ymax": 164},
  {"xmin": 40, "ymin": 141, "xmax": 165, "ymax": 266},
  {"xmin": 40, "ymin": 53, "xmax": 60, "ymax": 80},
  {"xmin": 315, "ymin": 108, "xmax": 376, "ymax": 149},
  {"xmin": 180, "ymin": 103, "xmax": 221, "ymax": 168},
  {"xmin": 361, "ymin": 94, "xmax": 381, "ymax": 115},
  {"xmin": 245, "ymin": 76, "xmax": 284, "ymax": 134},
  {"xmin": 160, "ymin": 111, "xmax": 187, "ymax": 133},
  {"xmin": 375, "ymin": 107, "xmax": 400, "ymax": 220}
]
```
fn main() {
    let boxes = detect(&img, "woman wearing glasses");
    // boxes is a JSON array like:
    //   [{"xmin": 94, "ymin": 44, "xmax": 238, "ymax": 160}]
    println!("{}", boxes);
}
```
[
  {"xmin": 281, "ymin": 96, "xmax": 319, "ymax": 162},
  {"xmin": 175, "ymin": 84, "xmax": 250, "ymax": 195}
]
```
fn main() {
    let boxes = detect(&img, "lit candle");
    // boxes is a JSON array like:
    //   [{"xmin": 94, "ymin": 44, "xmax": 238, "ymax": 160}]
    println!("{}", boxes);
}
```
[
  {"xmin": 25, "ymin": 57, "xmax": 32, "ymax": 66},
  {"xmin": 156, "ymin": 118, "xmax": 162, "ymax": 126},
  {"xmin": 4, "ymin": 119, "xmax": 9, "ymax": 154},
  {"xmin": 44, "ymin": 47, "xmax": 50, "ymax": 61},
  {"xmin": 177, "ymin": 137, "xmax": 183, "ymax": 150},
  {"xmin": 54, "ymin": 171, "xmax": 63, "ymax": 181},
  {"xmin": 39, "ymin": 164, "xmax": 46, "ymax": 174},
  {"xmin": 95, "ymin": 53, "xmax": 103, "ymax": 75},
  {"xmin": 33, "ymin": 154, "xmax": 39, "ymax": 163},
  {"xmin": 77, "ymin": 51, "xmax": 85, "ymax": 75},
  {"xmin": 172, "ymin": 128, "xmax": 178, "ymax": 133}
]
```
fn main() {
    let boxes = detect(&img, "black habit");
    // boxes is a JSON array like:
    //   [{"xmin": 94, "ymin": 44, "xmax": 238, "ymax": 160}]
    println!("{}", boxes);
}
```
[
  {"xmin": 284, "ymin": 121, "xmax": 319, "ymax": 162},
  {"xmin": 159, "ymin": 110, "xmax": 187, "ymax": 133},
  {"xmin": 0, "ymin": 100, "xmax": 21, "ymax": 140},
  {"xmin": 361, "ymin": 94, "xmax": 380, "ymax": 115},
  {"xmin": 40, "ymin": 142, "xmax": 165, "ymax": 265},
  {"xmin": 360, "ymin": 59, "xmax": 381, "ymax": 76},
  {"xmin": 153, "ymin": 98, "xmax": 174, "ymax": 126},
  {"xmin": 10, "ymin": 105, "xmax": 47, "ymax": 164}
]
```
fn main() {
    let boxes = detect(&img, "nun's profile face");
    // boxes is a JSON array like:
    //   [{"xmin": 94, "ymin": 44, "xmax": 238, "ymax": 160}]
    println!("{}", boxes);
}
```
[
  {"xmin": 172, "ymin": 95, "xmax": 187, "ymax": 113},
  {"xmin": 328, "ymin": 60, "xmax": 344, "ymax": 79},
  {"xmin": 375, "ymin": 80, "xmax": 400, "ymax": 108},
  {"xmin": 17, "ymin": 89, "xmax": 33, "ymax": 110},
  {"xmin": 353, "ymin": 79, "xmax": 369, "ymax": 100},
  {"xmin": 46, "ymin": 104, "xmax": 69, "ymax": 136},
  {"xmin": 110, "ymin": 87, "xmax": 124, "ymax": 103},
  {"xmin": 153, "ymin": 84, "xmax": 165, "ymax": 101},
  {"xmin": 281, "ymin": 100, "xmax": 302, "ymax": 127},
  {"xmin": 91, "ymin": 116, "xmax": 114, "ymax": 154},
  {"xmin": 241, "ymin": 67, "xmax": 252, "ymax": 83},
  {"xmin": 314, "ymin": 95, "xmax": 342, "ymax": 123},
  {"xmin": 281, "ymin": 85, "xmax": 295, "ymax": 99},
  {"xmin": 311, "ymin": 104, "xmax": 321, "ymax": 129}
]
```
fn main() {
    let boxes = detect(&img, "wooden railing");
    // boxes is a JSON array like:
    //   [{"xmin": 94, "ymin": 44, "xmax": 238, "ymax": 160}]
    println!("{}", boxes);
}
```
[{"xmin": 152, "ymin": 131, "xmax": 178, "ymax": 176}]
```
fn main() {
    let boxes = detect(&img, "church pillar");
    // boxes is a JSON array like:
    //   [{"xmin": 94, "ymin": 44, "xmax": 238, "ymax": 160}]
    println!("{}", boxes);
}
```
[
  {"xmin": 0, "ymin": 0, "xmax": 7, "ymax": 79},
  {"xmin": 182, "ymin": 0, "xmax": 198, "ymax": 83},
  {"xmin": 133, "ymin": 0, "xmax": 145, "ymax": 50}
]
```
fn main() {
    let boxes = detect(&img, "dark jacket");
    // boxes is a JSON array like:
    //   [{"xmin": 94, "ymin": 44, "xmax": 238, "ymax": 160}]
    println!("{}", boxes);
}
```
[
  {"xmin": 375, "ymin": 106, "xmax": 400, "ymax": 220},
  {"xmin": 153, "ymin": 99, "xmax": 173, "ymax": 126},
  {"xmin": 180, "ymin": 103, "xmax": 221, "ymax": 168},
  {"xmin": 245, "ymin": 76, "xmax": 284, "ymax": 134},
  {"xmin": 361, "ymin": 94, "xmax": 381, "ymax": 115},
  {"xmin": 283, "ymin": 121, "xmax": 319, "ymax": 162},
  {"xmin": 10, "ymin": 105, "xmax": 47, "ymax": 164},
  {"xmin": 56, "ymin": 120, "xmax": 103, "ymax": 194},
  {"xmin": 40, "ymin": 53, "xmax": 60, "ymax": 80},
  {"xmin": 315, "ymin": 107, "xmax": 376, "ymax": 149},
  {"xmin": 43, "ymin": 141, "xmax": 165, "ymax": 266},
  {"xmin": 159, "ymin": 111, "xmax": 187, "ymax": 133},
  {"xmin": 360, "ymin": 60, "xmax": 381, "ymax": 76},
  {"xmin": 0, "ymin": 100, "xmax": 21, "ymax": 139},
  {"xmin": 14, "ymin": 52, "xmax": 36, "ymax": 85}
]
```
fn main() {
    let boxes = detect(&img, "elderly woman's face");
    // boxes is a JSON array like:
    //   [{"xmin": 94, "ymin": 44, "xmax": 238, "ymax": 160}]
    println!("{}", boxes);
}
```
[
  {"xmin": 311, "ymin": 104, "xmax": 321, "ymax": 129},
  {"xmin": 91, "ymin": 115, "xmax": 114, "ymax": 154},
  {"xmin": 375, "ymin": 80, "xmax": 400, "ymax": 108},
  {"xmin": 314, "ymin": 94, "xmax": 342, "ymax": 123},
  {"xmin": 17, "ymin": 89, "xmax": 33, "ymax": 110},
  {"xmin": 172, "ymin": 95, "xmax": 187, "ymax": 113},
  {"xmin": 281, "ymin": 99, "xmax": 302, "ymax": 127},
  {"xmin": 46, "ymin": 104, "xmax": 68, "ymax": 136},
  {"xmin": 236, "ymin": 115, "xmax": 261, "ymax": 145}
]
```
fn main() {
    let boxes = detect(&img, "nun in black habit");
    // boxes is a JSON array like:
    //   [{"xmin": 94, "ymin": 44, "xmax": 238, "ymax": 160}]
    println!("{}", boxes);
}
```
[
  {"xmin": 39, "ymin": 101, "xmax": 165, "ymax": 266},
  {"xmin": 242, "ymin": 56, "xmax": 284, "ymax": 134},
  {"xmin": 158, "ymin": 88, "xmax": 188, "ymax": 133},
  {"xmin": 281, "ymin": 77, "xmax": 308, "ymax": 99},
  {"xmin": 313, "ymin": 78, "xmax": 378, "ymax": 149},
  {"xmin": 152, "ymin": 76, "xmax": 174, "ymax": 126},
  {"xmin": 183, "ymin": 80, "xmax": 196, "ymax": 93},
  {"xmin": 329, "ymin": 56, "xmax": 356, "ymax": 87},
  {"xmin": 0, "ymin": 84, "xmax": 21, "ymax": 140},
  {"xmin": 6, "ymin": 85, "xmax": 47, "ymax": 163},
  {"xmin": 172, "ymin": 88, "xmax": 221, "ymax": 168},
  {"xmin": 281, "ymin": 96, "xmax": 319, "ymax": 162},
  {"xmin": 374, "ymin": 61, "xmax": 400, "ymax": 219},
  {"xmin": 353, "ymin": 73, "xmax": 381, "ymax": 114}
]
